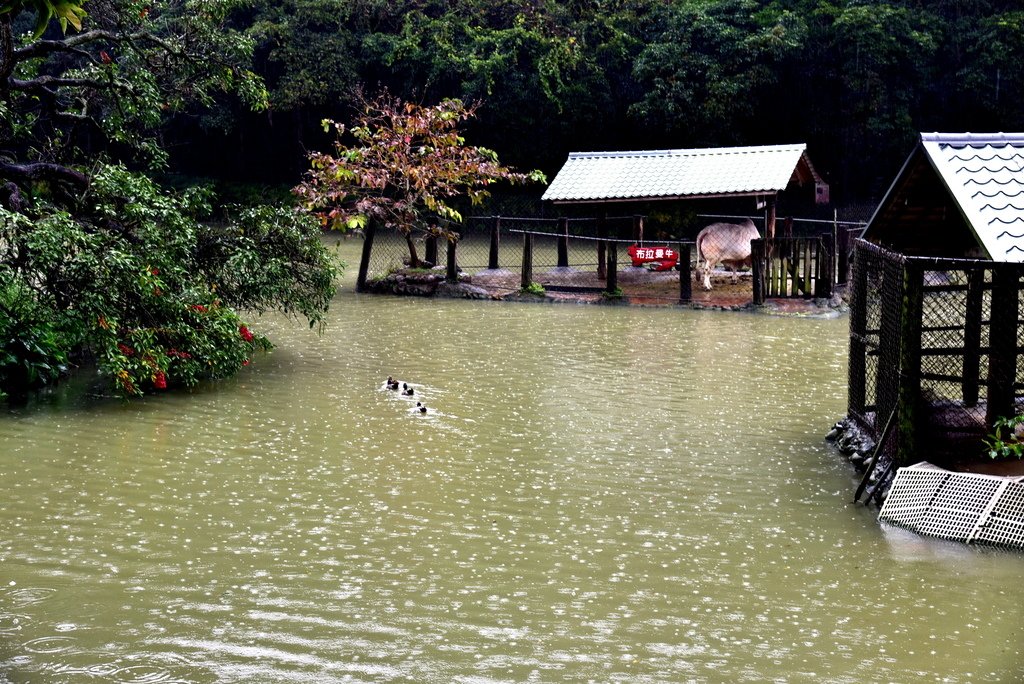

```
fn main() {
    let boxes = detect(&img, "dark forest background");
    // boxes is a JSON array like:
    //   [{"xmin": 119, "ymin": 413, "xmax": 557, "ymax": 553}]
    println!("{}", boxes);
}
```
[{"xmin": 167, "ymin": 0, "xmax": 1024, "ymax": 213}]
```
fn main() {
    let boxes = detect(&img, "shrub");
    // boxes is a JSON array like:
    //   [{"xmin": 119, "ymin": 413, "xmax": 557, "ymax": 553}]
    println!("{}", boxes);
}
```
[{"xmin": 983, "ymin": 415, "xmax": 1024, "ymax": 460}]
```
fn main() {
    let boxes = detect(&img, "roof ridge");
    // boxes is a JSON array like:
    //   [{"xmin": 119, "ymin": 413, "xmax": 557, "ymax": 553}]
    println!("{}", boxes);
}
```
[
  {"xmin": 922, "ymin": 132, "xmax": 1024, "ymax": 147},
  {"xmin": 569, "ymin": 143, "xmax": 806, "ymax": 159}
]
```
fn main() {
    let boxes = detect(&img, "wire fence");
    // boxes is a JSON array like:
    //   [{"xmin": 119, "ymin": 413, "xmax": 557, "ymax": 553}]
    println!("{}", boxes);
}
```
[
  {"xmin": 848, "ymin": 239, "xmax": 1024, "ymax": 465},
  {"xmin": 359, "ymin": 213, "xmax": 864, "ymax": 305}
]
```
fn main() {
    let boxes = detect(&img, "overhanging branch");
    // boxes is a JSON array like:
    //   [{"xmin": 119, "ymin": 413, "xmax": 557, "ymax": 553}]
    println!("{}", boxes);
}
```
[{"xmin": 0, "ymin": 161, "xmax": 88, "ymax": 189}]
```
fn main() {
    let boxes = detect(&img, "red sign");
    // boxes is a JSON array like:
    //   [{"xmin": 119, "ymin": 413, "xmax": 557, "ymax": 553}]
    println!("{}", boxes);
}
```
[{"xmin": 627, "ymin": 245, "xmax": 678, "ymax": 271}]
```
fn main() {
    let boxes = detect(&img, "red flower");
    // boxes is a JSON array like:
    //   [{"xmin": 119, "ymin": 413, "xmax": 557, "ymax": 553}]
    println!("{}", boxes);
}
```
[
  {"xmin": 168, "ymin": 348, "xmax": 192, "ymax": 359},
  {"xmin": 150, "ymin": 267, "xmax": 159, "ymax": 275},
  {"xmin": 191, "ymin": 304, "xmax": 207, "ymax": 313},
  {"xmin": 117, "ymin": 343, "xmax": 134, "ymax": 356},
  {"xmin": 152, "ymin": 371, "xmax": 167, "ymax": 389},
  {"xmin": 242, "ymin": 359, "xmax": 250, "ymax": 366},
  {"xmin": 239, "ymin": 325, "xmax": 254, "ymax": 342}
]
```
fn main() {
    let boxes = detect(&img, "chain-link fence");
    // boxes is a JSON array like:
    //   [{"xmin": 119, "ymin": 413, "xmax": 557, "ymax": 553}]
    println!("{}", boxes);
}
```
[
  {"xmin": 847, "ymin": 239, "xmax": 1024, "ymax": 465},
  {"xmin": 358, "ymin": 212, "xmax": 860, "ymax": 305}
]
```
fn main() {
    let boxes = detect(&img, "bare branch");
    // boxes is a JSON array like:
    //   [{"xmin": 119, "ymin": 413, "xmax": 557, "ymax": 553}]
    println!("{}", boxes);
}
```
[
  {"xmin": 0, "ymin": 161, "xmax": 88, "ymax": 189},
  {"xmin": 10, "ymin": 75, "xmax": 123, "ymax": 92}
]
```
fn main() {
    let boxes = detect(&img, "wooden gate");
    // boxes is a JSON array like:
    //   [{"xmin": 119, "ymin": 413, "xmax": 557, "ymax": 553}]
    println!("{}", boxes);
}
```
[{"xmin": 751, "ymin": 234, "xmax": 835, "ymax": 303}]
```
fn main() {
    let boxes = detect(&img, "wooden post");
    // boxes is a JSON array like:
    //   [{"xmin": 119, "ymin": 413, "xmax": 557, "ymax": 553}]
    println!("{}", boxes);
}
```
[
  {"xmin": 425, "ymin": 235, "xmax": 438, "ymax": 267},
  {"xmin": 488, "ymin": 216, "xmax": 501, "ymax": 270},
  {"xmin": 836, "ymin": 210, "xmax": 851, "ymax": 285},
  {"xmin": 678, "ymin": 242, "xmax": 692, "ymax": 304},
  {"xmin": 848, "ymin": 243, "xmax": 869, "ymax": 418},
  {"xmin": 446, "ymin": 238, "xmax": 458, "ymax": 282},
  {"xmin": 356, "ymin": 218, "xmax": 376, "ymax": 292},
  {"xmin": 597, "ymin": 216, "xmax": 607, "ymax": 280},
  {"xmin": 817, "ymin": 232, "xmax": 835, "ymax": 299},
  {"xmin": 986, "ymin": 266, "xmax": 1019, "ymax": 427},
  {"xmin": 632, "ymin": 215, "xmax": 644, "ymax": 243},
  {"xmin": 521, "ymin": 231, "xmax": 533, "ymax": 290},
  {"xmin": 751, "ymin": 239, "xmax": 765, "ymax": 305},
  {"xmin": 765, "ymin": 197, "xmax": 777, "ymax": 240},
  {"xmin": 895, "ymin": 262, "xmax": 924, "ymax": 466},
  {"xmin": 780, "ymin": 251, "xmax": 790, "ymax": 296},
  {"xmin": 556, "ymin": 216, "xmax": 569, "ymax": 268},
  {"xmin": 962, "ymin": 269, "xmax": 984, "ymax": 407},
  {"xmin": 605, "ymin": 241, "xmax": 618, "ymax": 295}
]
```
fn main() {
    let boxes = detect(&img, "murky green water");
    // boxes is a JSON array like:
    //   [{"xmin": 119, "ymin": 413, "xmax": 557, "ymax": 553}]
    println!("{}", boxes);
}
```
[{"xmin": 2, "ymin": 241, "xmax": 1022, "ymax": 683}]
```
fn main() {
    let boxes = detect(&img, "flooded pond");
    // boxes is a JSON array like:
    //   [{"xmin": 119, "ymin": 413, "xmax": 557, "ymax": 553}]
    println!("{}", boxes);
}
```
[{"xmin": 1, "ymin": 240, "xmax": 1022, "ymax": 683}]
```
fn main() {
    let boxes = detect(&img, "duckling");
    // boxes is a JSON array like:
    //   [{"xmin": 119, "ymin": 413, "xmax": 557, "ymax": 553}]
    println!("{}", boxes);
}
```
[
  {"xmin": 404, "ymin": 387, "xmax": 414, "ymax": 396},
  {"xmin": 419, "ymin": 404, "xmax": 427, "ymax": 414}
]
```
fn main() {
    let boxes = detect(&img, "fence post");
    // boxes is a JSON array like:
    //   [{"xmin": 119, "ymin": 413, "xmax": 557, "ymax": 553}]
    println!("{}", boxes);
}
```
[
  {"xmin": 605, "ymin": 241, "xmax": 618, "ymax": 295},
  {"xmin": 356, "ymin": 218, "xmax": 376, "ymax": 292},
  {"xmin": 894, "ymin": 262, "xmax": 924, "ymax": 466},
  {"xmin": 678, "ymin": 243, "xmax": 692, "ymax": 304},
  {"xmin": 765, "ymin": 197, "xmax": 777, "ymax": 239},
  {"xmin": 632, "ymin": 215, "xmax": 643, "ymax": 243},
  {"xmin": 801, "ymin": 238, "xmax": 813, "ymax": 297},
  {"xmin": 597, "ymin": 216, "xmax": 607, "ymax": 280},
  {"xmin": 836, "ymin": 212, "xmax": 851, "ymax": 285},
  {"xmin": 446, "ymin": 238, "xmax": 458, "ymax": 282},
  {"xmin": 962, "ymin": 269, "xmax": 984, "ymax": 407},
  {"xmin": 751, "ymin": 239, "xmax": 765, "ymax": 305},
  {"xmin": 848, "ymin": 242, "xmax": 869, "ymax": 418},
  {"xmin": 521, "ymin": 231, "xmax": 533, "ymax": 290},
  {"xmin": 488, "ymin": 216, "xmax": 501, "ymax": 270},
  {"xmin": 425, "ymin": 235, "xmax": 438, "ymax": 268},
  {"xmin": 557, "ymin": 217, "xmax": 569, "ymax": 268},
  {"xmin": 817, "ymin": 232, "xmax": 835, "ymax": 299},
  {"xmin": 986, "ymin": 265, "xmax": 1020, "ymax": 427}
]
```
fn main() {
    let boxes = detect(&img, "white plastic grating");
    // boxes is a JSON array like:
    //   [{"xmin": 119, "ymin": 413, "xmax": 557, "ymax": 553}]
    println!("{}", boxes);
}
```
[{"xmin": 879, "ymin": 462, "xmax": 1024, "ymax": 549}]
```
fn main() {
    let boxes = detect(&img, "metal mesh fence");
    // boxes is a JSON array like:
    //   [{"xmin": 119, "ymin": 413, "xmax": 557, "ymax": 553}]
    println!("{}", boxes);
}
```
[
  {"xmin": 847, "ymin": 241, "xmax": 887, "ymax": 428},
  {"xmin": 360, "ymin": 213, "xmax": 852, "ymax": 306},
  {"xmin": 848, "ymin": 239, "xmax": 1024, "ymax": 464}
]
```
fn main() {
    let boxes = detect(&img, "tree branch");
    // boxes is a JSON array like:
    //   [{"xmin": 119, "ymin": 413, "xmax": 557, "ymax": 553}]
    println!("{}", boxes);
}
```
[
  {"xmin": 10, "ymin": 75, "xmax": 123, "ymax": 91},
  {"xmin": 0, "ymin": 161, "xmax": 88, "ymax": 189},
  {"xmin": 0, "ymin": 15, "xmax": 14, "ymax": 88}
]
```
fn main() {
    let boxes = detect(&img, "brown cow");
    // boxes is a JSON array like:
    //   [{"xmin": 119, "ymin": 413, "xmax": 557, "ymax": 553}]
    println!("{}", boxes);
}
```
[{"xmin": 695, "ymin": 219, "xmax": 761, "ymax": 290}]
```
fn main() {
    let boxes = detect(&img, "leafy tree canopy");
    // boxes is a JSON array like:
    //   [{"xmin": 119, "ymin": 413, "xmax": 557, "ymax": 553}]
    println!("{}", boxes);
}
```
[
  {"xmin": 294, "ymin": 92, "xmax": 544, "ymax": 266},
  {"xmin": 0, "ymin": 0, "xmax": 340, "ymax": 401}
]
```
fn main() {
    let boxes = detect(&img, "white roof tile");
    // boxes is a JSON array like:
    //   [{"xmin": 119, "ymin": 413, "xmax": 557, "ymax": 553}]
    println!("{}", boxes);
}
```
[
  {"xmin": 542, "ymin": 144, "xmax": 809, "ymax": 202},
  {"xmin": 920, "ymin": 133, "xmax": 1024, "ymax": 262}
]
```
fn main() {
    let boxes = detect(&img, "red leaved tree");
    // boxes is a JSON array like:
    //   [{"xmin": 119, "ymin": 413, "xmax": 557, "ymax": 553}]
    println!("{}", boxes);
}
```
[{"xmin": 294, "ymin": 92, "xmax": 544, "ymax": 267}]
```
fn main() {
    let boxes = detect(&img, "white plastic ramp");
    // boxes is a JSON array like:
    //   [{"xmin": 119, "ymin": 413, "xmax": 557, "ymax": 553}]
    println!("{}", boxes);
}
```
[{"xmin": 879, "ymin": 462, "xmax": 1024, "ymax": 549}]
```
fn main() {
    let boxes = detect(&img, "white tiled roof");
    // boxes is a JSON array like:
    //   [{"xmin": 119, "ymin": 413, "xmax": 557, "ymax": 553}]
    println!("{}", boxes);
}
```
[
  {"xmin": 921, "ymin": 133, "xmax": 1024, "ymax": 262},
  {"xmin": 541, "ymin": 144, "xmax": 808, "ymax": 202}
]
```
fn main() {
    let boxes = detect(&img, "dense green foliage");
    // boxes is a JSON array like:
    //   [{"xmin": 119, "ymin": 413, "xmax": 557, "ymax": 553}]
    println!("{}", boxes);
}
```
[
  {"xmin": 220, "ymin": 0, "xmax": 1024, "ymax": 203},
  {"xmin": 0, "ymin": 1, "xmax": 340, "ymax": 400}
]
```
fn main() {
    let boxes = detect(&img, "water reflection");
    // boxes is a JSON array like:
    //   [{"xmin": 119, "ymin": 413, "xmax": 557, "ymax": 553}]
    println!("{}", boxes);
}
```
[{"xmin": 1, "ymin": 244, "xmax": 1022, "ymax": 682}]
